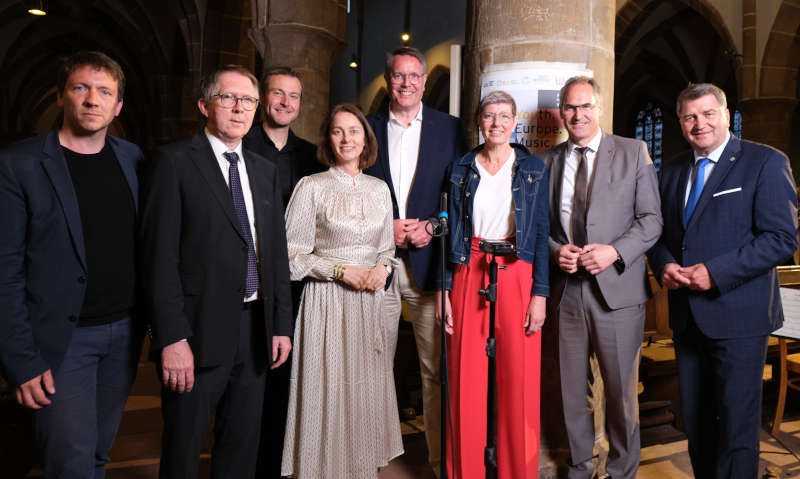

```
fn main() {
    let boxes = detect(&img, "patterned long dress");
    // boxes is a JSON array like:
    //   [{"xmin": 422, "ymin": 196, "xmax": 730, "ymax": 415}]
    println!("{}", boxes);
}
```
[{"xmin": 281, "ymin": 167, "xmax": 403, "ymax": 478}]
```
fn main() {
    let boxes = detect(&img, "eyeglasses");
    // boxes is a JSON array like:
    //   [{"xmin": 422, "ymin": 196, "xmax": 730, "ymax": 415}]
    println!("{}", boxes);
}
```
[
  {"xmin": 562, "ymin": 103, "xmax": 596, "ymax": 114},
  {"xmin": 480, "ymin": 112, "xmax": 514, "ymax": 123},
  {"xmin": 389, "ymin": 72, "xmax": 424, "ymax": 84},
  {"xmin": 213, "ymin": 93, "xmax": 259, "ymax": 111}
]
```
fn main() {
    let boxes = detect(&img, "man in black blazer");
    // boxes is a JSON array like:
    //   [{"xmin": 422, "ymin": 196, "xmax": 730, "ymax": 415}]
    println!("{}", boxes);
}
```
[
  {"xmin": 364, "ymin": 46, "xmax": 466, "ymax": 474},
  {"xmin": 139, "ymin": 65, "xmax": 292, "ymax": 479},
  {"xmin": 0, "ymin": 51, "xmax": 143, "ymax": 477},
  {"xmin": 242, "ymin": 65, "xmax": 324, "ymax": 478}
]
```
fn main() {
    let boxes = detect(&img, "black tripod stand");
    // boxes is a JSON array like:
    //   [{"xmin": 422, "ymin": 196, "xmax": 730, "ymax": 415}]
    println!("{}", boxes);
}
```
[{"xmin": 477, "ymin": 240, "xmax": 515, "ymax": 479}]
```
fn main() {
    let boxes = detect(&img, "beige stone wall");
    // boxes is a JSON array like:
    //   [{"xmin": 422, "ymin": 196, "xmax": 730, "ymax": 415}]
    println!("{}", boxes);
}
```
[
  {"xmin": 464, "ymin": 0, "xmax": 616, "ymax": 144},
  {"xmin": 249, "ymin": 0, "xmax": 347, "ymax": 141}
]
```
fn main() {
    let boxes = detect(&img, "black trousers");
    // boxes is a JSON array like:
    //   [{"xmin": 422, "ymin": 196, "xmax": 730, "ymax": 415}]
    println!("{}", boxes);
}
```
[
  {"xmin": 256, "ymin": 280, "xmax": 302, "ymax": 478},
  {"xmin": 159, "ymin": 304, "xmax": 267, "ymax": 479}
]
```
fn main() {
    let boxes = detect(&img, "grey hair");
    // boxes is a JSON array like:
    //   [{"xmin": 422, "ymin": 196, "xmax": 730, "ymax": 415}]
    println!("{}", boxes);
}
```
[
  {"xmin": 559, "ymin": 76, "xmax": 601, "ymax": 112},
  {"xmin": 199, "ymin": 65, "xmax": 259, "ymax": 101},
  {"xmin": 384, "ymin": 46, "xmax": 427, "ymax": 77},
  {"xmin": 476, "ymin": 90, "xmax": 517, "ymax": 122},
  {"xmin": 676, "ymin": 83, "xmax": 727, "ymax": 116}
]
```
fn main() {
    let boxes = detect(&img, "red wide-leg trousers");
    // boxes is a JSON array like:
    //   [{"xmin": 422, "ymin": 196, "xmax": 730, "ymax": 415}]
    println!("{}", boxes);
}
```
[{"xmin": 445, "ymin": 238, "xmax": 541, "ymax": 478}]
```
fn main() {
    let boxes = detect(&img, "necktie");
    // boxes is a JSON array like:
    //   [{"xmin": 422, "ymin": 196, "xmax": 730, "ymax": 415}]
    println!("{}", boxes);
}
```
[
  {"xmin": 223, "ymin": 151, "xmax": 260, "ymax": 297},
  {"xmin": 684, "ymin": 157, "xmax": 711, "ymax": 224},
  {"xmin": 570, "ymin": 147, "xmax": 589, "ymax": 247}
]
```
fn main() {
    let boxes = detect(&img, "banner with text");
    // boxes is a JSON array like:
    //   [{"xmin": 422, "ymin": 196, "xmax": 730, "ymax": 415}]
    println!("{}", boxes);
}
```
[{"xmin": 479, "ymin": 62, "xmax": 592, "ymax": 153}]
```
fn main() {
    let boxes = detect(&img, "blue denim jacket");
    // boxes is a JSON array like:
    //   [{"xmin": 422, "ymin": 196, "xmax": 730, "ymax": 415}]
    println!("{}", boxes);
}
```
[{"xmin": 441, "ymin": 143, "xmax": 550, "ymax": 297}]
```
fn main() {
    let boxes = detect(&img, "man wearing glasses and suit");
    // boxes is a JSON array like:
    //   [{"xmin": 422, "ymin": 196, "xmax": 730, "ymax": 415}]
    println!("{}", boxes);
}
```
[
  {"xmin": 139, "ymin": 65, "xmax": 292, "ymax": 478},
  {"xmin": 540, "ymin": 76, "xmax": 662, "ymax": 479},
  {"xmin": 364, "ymin": 46, "xmax": 466, "ymax": 476}
]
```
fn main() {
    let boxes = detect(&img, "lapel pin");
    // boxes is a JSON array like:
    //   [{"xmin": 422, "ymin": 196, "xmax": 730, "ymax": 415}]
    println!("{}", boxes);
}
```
[{"xmin": 730, "ymin": 156, "xmax": 736, "ymax": 162}]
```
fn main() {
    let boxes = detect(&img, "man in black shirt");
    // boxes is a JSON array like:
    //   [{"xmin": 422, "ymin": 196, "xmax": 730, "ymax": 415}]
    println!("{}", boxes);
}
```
[
  {"xmin": 0, "ymin": 51, "xmax": 143, "ymax": 477},
  {"xmin": 243, "ymin": 66, "xmax": 324, "ymax": 478},
  {"xmin": 243, "ymin": 66, "xmax": 324, "ymax": 209}
]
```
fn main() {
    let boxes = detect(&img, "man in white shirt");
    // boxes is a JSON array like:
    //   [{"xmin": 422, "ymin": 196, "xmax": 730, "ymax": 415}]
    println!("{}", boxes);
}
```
[
  {"xmin": 539, "ymin": 76, "xmax": 662, "ymax": 479},
  {"xmin": 364, "ymin": 46, "xmax": 466, "ymax": 476}
]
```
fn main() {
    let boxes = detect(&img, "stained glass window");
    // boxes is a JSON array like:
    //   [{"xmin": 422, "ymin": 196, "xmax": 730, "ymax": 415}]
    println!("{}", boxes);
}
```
[{"xmin": 635, "ymin": 102, "xmax": 663, "ymax": 172}]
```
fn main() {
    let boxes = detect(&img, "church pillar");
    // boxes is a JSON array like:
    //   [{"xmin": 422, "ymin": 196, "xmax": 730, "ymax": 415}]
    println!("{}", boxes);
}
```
[
  {"xmin": 250, "ymin": 0, "xmax": 347, "ymax": 141},
  {"xmin": 463, "ymin": 0, "xmax": 616, "ymax": 143},
  {"xmin": 463, "ymin": 0, "xmax": 617, "ymax": 475},
  {"xmin": 739, "ymin": 98, "xmax": 798, "ymax": 160}
]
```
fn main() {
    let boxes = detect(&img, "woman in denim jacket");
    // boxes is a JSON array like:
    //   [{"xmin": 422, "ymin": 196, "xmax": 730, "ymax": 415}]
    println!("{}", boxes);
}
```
[{"xmin": 438, "ymin": 90, "xmax": 549, "ymax": 478}]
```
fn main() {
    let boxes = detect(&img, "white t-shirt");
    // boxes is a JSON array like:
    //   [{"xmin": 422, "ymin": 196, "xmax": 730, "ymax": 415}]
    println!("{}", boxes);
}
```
[{"xmin": 472, "ymin": 150, "xmax": 516, "ymax": 240}]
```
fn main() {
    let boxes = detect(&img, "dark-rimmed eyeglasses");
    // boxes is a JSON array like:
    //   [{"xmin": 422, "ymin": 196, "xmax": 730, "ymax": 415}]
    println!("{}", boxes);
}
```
[
  {"xmin": 562, "ymin": 103, "xmax": 597, "ymax": 115},
  {"xmin": 389, "ymin": 72, "xmax": 424, "ymax": 84},
  {"xmin": 212, "ymin": 93, "xmax": 259, "ymax": 111}
]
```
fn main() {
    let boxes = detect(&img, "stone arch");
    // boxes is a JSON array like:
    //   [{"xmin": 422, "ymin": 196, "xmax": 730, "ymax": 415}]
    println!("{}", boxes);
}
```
[
  {"xmin": 758, "ymin": 0, "xmax": 800, "ymax": 99},
  {"xmin": 423, "ymin": 64, "xmax": 450, "ymax": 113},
  {"xmin": 616, "ymin": 0, "xmax": 738, "ymax": 63},
  {"xmin": 367, "ymin": 87, "xmax": 389, "ymax": 115},
  {"xmin": 0, "ymin": 0, "xmax": 200, "ymax": 148},
  {"xmin": 614, "ymin": 0, "xmax": 740, "ymax": 162}
]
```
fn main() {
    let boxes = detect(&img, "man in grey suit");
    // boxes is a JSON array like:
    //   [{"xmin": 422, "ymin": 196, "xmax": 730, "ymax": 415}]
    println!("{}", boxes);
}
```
[{"xmin": 540, "ymin": 76, "xmax": 662, "ymax": 479}]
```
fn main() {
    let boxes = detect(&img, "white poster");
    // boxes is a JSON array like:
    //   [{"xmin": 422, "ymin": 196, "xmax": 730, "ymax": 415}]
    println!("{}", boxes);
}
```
[{"xmin": 479, "ymin": 62, "xmax": 592, "ymax": 153}]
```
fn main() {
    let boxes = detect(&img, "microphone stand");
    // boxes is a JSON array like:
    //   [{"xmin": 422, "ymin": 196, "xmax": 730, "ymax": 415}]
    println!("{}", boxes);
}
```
[
  {"xmin": 476, "ymin": 239, "xmax": 513, "ymax": 479},
  {"xmin": 429, "ymin": 193, "xmax": 451, "ymax": 479},
  {"xmin": 478, "ymin": 252, "xmax": 499, "ymax": 479}
]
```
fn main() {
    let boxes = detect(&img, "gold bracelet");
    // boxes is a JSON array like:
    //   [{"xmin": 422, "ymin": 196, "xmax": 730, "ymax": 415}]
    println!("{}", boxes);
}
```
[
  {"xmin": 340, "ymin": 266, "xmax": 347, "ymax": 279},
  {"xmin": 333, "ymin": 264, "xmax": 340, "ymax": 280}
]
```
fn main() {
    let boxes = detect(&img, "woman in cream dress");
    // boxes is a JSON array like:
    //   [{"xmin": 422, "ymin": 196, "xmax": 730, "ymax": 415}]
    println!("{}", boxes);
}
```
[{"xmin": 281, "ymin": 103, "xmax": 402, "ymax": 478}]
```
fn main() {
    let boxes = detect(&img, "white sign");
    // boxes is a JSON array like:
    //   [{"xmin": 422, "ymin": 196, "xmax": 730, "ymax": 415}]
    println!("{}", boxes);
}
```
[
  {"xmin": 773, "ymin": 287, "xmax": 800, "ymax": 339},
  {"xmin": 479, "ymin": 62, "xmax": 592, "ymax": 153}
]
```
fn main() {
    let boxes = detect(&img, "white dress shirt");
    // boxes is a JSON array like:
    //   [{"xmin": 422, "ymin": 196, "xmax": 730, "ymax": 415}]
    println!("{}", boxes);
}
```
[
  {"xmin": 205, "ymin": 129, "xmax": 259, "ymax": 301},
  {"xmin": 684, "ymin": 131, "xmax": 730, "ymax": 205},
  {"xmin": 387, "ymin": 106, "xmax": 423, "ymax": 219},
  {"xmin": 560, "ymin": 129, "xmax": 603, "ymax": 244},
  {"xmin": 473, "ymin": 150, "xmax": 515, "ymax": 240}
]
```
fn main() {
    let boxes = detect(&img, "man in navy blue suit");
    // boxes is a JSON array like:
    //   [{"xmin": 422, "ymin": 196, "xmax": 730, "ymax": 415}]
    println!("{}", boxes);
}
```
[
  {"xmin": 364, "ymin": 46, "xmax": 466, "ymax": 474},
  {"xmin": 649, "ymin": 83, "xmax": 798, "ymax": 478},
  {"xmin": 0, "ymin": 51, "xmax": 143, "ymax": 477}
]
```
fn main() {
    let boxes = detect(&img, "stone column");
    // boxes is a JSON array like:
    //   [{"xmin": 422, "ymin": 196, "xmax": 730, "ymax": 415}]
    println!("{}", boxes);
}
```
[
  {"xmin": 739, "ymin": 98, "xmax": 798, "ymax": 163},
  {"xmin": 463, "ymin": 0, "xmax": 616, "ymax": 143},
  {"xmin": 250, "ymin": 0, "xmax": 347, "ymax": 141},
  {"xmin": 463, "ymin": 1, "xmax": 616, "ymax": 476}
]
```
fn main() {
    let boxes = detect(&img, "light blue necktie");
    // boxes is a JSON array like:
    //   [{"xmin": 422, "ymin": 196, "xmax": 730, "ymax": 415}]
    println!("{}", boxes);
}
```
[{"xmin": 684, "ymin": 157, "xmax": 711, "ymax": 224}]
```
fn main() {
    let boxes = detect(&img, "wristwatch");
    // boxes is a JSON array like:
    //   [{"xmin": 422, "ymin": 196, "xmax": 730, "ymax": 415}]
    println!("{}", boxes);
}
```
[{"xmin": 614, "ymin": 250, "xmax": 625, "ymax": 273}]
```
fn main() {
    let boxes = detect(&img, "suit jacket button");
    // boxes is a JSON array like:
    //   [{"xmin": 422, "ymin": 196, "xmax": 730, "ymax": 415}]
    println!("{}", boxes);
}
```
[
  {"xmin": 460, "ymin": 256, "xmax": 466, "ymax": 261},
  {"xmin": 238, "ymin": 287, "xmax": 245, "ymax": 294},
  {"xmin": 68, "ymin": 315, "xmax": 78, "ymax": 322},
  {"xmin": 78, "ymin": 276, "xmax": 86, "ymax": 284}
]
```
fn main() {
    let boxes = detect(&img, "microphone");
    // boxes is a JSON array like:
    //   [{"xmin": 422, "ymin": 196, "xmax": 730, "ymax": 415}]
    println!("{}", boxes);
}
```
[
  {"xmin": 437, "ymin": 192, "xmax": 448, "ymax": 235},
  {"xmin": 426, "ymin": 192, "xmax": 449, "ymax": 236}
]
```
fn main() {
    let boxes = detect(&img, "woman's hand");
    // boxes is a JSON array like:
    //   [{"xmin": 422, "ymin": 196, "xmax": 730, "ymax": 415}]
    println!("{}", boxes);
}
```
[
  {"xmin": 365, "ymin": 265, "xmax": 390, "ymax": 291},
  {"xmin": 340, "ymin": 266, "xmax": 370, "ymax": 290},
  {"xmin": 524, "ymin": 295, "xmax": 547, "ymax": 335},
  {"xmin": 435, "ymin": 290, "xmax": 454, "ymax": 335}
]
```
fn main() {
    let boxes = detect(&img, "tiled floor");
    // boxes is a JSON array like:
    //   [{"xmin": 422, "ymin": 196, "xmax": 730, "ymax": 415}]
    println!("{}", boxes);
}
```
[{"xmin": 15, "ymin": 360, "xmax": 800, "ymax": 478}]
